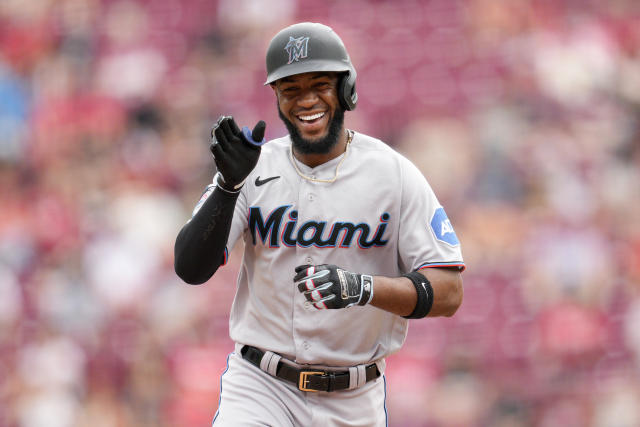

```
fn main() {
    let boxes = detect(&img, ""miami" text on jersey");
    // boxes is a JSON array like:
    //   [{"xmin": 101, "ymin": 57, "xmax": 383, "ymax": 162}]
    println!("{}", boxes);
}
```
[{"xmin": 249, "ymin": 205, "xmax": 390, "ymax": 249}]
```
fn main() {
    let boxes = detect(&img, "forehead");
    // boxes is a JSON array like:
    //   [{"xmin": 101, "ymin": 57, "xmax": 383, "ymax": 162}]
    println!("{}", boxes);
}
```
[{"xmin": 276, "ymin": 71, "xmax": 338, "ymax": 84}]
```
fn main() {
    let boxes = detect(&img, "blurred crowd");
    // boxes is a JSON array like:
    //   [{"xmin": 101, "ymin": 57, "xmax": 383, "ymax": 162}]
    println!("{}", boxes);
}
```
[{"xmin": 1, "ymin": 0, "xmax": 639, "ymax": 426}]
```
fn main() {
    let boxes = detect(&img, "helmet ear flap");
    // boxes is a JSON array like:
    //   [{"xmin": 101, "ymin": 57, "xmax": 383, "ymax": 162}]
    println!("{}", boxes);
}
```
[{"xmin": 338, "ymin": 71, "xmax": 357, "ymax": 111}]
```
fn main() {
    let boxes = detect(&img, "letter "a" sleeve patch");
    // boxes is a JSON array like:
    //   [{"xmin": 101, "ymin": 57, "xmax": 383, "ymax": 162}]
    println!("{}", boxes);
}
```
[{"xmin": 430, "ymin": 207, "xmax": 460, "ymax": 246}]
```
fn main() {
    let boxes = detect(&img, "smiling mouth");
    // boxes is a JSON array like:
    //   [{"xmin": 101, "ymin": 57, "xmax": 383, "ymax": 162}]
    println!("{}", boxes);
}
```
[{"xmin": 296, "ymin": 112, "xmax": 325, "ymax": 124}]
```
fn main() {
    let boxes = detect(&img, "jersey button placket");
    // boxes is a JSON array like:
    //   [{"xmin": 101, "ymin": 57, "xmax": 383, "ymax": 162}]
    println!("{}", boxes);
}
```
[{"xmin": 292, "ymin": 178, "xmax": 318, "ymax": 362}]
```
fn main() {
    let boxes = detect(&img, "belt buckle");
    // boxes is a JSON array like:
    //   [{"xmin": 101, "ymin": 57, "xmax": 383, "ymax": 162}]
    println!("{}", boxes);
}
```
[{"xmin": 298, "ymin": 371, "xmax": 324, "ymax": 392}]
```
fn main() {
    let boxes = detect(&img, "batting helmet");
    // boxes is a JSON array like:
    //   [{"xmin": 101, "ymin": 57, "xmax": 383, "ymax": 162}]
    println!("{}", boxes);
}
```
[{"xmin": 265, "ymin": 22, "xmax": 358, "ymax": 111}]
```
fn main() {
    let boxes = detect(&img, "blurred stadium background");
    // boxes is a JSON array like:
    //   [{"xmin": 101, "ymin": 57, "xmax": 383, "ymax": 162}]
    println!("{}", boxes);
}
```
[{"xmin": 1, "ymin": 0, "xmax": 639, "ymax": 426}]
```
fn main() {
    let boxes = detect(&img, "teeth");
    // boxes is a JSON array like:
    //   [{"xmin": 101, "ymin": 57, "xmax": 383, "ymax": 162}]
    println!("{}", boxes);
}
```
[{"xmin": 298, "ymin": 112, "xmax": 325, "ymax": 121}]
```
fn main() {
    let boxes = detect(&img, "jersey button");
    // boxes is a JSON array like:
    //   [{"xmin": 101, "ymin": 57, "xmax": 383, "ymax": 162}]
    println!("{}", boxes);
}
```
[
  {"xmin": 305, "ymin": 257, "xmax": 313, "ymax": 264},
  {"xmin": 308, "ymin": 193, "xmax": 314, "ymax": 201},
  {"xmin": 303, "ymin": 341, "xmax": 310, "ymax": 350}
]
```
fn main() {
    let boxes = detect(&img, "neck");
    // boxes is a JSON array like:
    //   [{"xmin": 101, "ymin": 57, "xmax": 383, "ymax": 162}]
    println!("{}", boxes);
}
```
[{"xmin": 293, "ymin": 128, "xmax": 349, "ymax": 168}]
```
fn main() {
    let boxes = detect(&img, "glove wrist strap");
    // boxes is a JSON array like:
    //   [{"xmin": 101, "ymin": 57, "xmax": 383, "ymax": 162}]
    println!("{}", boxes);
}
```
[
  {"xmin": 216, "ymin": 174, "xmax": 243, "ymax": 193},
  {"xmin": 358, "ymin": 274, "xmax": 374, "ymax": 306}
]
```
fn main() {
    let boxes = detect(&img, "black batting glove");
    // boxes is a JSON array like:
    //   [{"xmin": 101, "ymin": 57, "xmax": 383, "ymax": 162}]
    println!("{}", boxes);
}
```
[
  {"xmin": 209, "ymin": 116, "xmax": 266, "ymax": 191},
  {"xmin": 293, "ymin": 264, "xmax": 374, "ymax": 310}
]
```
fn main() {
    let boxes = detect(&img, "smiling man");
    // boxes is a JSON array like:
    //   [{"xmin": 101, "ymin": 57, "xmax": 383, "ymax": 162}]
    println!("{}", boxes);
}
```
[
  {"xmin": 275, "ymin": 72, "xmax": 346, "ymax": 161},
  {"xmin": 174, "ymin": 22, "xmax": 465, "ymax": 426}
]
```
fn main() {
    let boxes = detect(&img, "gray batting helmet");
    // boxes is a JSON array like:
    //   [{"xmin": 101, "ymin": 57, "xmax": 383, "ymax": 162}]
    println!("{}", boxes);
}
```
[{"xmin": 265, "ymin": 22, "xmax": 358, "ymax": 111}]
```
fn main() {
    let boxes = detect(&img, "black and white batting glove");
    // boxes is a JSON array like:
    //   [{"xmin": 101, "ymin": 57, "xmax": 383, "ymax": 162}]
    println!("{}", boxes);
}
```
[
  {"xmin": 293, "ymin": 264, "xmax": 374, "ymax": 310},
  {"xmin": 209, "ymin": 116, "xmax": 266, "ymax": 192}
]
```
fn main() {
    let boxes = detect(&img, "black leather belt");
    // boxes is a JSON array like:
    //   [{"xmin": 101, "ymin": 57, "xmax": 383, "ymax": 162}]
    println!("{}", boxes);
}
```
[{"xmin": 240, "ymin": 345, "xmax": 379, "ymax": 392}]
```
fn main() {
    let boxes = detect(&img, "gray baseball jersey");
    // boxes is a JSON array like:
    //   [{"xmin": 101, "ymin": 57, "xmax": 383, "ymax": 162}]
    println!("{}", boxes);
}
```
[{"xmin": 193, "ymin": 131, "xmax": 465, "ymax": 367}]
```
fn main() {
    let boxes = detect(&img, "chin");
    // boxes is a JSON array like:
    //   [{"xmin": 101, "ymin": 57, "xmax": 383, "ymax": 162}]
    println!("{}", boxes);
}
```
[
  {"xmin": 279, "ymin": 105, "xmax": 345, "ymax": 155},
  {"xmin": 299, "ymin": 130, "xmax": 329, "ymax": 141}
]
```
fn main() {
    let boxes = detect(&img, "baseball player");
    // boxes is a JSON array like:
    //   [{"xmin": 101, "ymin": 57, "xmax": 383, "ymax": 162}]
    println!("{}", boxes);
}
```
[{"xmin": 174, "ymin": 22, "xmax": 465, "ymax": 426}]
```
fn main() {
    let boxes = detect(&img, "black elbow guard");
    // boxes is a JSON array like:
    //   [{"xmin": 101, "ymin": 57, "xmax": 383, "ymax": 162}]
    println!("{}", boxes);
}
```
[{"xmin": 402, "ymin": 271, "xmax": 434, "ymax": 319}]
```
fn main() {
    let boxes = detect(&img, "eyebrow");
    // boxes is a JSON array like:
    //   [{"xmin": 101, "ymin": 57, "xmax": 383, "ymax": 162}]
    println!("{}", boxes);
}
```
[{"xmin": 279, "ymin": 73, "xmax": 334, "ymax": 83}]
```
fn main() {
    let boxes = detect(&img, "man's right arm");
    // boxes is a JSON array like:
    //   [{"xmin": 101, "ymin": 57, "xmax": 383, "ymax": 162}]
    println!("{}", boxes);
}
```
[
  {"xmin": 174, "ymin": 115, "xmax": 266, "ymax": 285},
  {"xmin": 174, "ymin": 184, "xmax": 239, "ymax": 285}
]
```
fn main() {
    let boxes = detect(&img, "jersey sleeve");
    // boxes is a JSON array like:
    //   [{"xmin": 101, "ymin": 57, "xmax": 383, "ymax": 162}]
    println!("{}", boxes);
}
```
[{"xmin": 397, "ymin": 157, "xmax": 465, "ymax": 273}]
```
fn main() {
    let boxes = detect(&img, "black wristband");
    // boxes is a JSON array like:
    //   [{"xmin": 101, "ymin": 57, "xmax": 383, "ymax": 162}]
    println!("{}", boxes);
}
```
[{"xmin": 402, "ymin": 271, "xmax": 434, "ymax": 319}]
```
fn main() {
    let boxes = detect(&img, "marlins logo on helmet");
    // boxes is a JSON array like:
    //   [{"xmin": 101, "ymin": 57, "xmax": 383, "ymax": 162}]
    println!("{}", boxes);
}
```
[{"xmin": 285, "ymin": 36, "xmax": 310, "ymax": 64}]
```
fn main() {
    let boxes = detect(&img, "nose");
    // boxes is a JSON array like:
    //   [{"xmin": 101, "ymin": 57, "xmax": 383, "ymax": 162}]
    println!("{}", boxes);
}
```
[{"xmin": 297, "ymin": 88, "xmax": 319, "ymax": 108}]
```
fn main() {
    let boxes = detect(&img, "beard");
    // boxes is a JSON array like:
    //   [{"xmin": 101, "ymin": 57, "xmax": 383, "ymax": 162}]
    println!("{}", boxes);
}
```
[{"xmin": 278, "ymin": 104, "xmax": 345, "ymax": 155}]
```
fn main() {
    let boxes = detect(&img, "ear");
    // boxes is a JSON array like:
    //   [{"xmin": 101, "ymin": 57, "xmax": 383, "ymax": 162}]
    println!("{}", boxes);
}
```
[{"xmin": 271, "ymin": 83, "xmax": 281, "ymax": 103}]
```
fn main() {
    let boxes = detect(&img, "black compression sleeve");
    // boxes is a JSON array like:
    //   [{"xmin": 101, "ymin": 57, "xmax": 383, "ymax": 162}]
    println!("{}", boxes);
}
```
[{"xmin": 174, "ymin": 185, "xmax": 239, "ymax": 284}]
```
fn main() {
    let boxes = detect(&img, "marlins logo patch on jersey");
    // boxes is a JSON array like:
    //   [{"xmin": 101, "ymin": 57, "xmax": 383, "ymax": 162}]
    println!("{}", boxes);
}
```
[
  {"xmin": 430, "ymin": 207, "xmax": 460, "ymax": 246},
  {"xmin": 285, "ymin": 36, "xmax": 310, "ymax": 64}
]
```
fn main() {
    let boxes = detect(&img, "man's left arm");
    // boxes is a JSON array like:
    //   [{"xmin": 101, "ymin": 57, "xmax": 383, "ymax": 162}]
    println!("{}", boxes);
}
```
[
  {"xmin": 293, "ymin": 265, "xmax": 462, "ymax": 318},
  {"xmin": 369, "ymin": 267, "xmax": 463, "ymax": 317}
]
